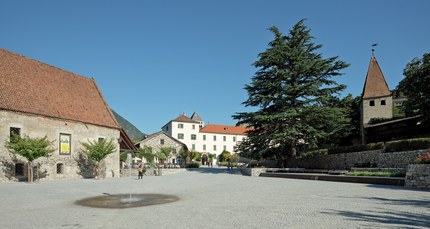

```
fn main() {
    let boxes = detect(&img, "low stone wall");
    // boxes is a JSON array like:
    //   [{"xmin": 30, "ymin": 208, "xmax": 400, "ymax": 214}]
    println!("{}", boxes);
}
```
[
  {"xmin": 240, "ymin": 168, "xmax": 267, "ymax": 177},
  {"xmin": 297, "ymin": 149, "xmax": 428, "ymax": 170},
  {"xmin": 405, "ymin": 164, "xmax": 430, "ymax": 190}
]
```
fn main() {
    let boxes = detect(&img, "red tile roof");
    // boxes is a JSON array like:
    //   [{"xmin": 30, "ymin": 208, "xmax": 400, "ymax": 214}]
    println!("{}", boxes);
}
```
[
  {"xmin": 0, "ymin": 48, "xmax": 120, "ymax": 129},
  {"xmin": 200, "ymin": 124, "xmax": 248, "ymax": 135},
  {"xmin": 362, "ymin": 55, "xmax": 391, "ymax": 99}
]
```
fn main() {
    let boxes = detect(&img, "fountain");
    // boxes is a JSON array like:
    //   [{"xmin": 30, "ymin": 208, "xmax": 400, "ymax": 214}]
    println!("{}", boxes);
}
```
[{"xmin": 75, "ymin": 152, "xmax": 179, "ymax": 209}]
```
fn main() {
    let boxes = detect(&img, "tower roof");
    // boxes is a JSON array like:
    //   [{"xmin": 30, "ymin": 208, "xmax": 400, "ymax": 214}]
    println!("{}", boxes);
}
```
[
  {"xmin": 362, "ymin": 55, "xmax": 391, "ymax": 99},
  {"xmin": 190, "ymin": 112, "xmax": 203, "ymax": 122}
]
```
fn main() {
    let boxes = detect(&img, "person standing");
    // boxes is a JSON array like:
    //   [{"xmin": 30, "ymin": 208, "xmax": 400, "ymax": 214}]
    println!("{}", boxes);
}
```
[{"xmin": 137, "ymin": 163, "xmax": 143, "ymax": 179}]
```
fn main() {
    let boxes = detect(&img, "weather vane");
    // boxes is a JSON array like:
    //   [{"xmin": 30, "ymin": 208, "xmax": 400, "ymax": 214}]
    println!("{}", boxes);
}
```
[{"xmin": 371, "ymin": 43, "xmax": 378, "ymax": 55}]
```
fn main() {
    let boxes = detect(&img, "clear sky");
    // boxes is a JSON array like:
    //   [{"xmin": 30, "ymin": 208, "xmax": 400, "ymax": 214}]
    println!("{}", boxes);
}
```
[{"xmin": 1, "ymin": 0, "xmax": 429, "ymax": 134}]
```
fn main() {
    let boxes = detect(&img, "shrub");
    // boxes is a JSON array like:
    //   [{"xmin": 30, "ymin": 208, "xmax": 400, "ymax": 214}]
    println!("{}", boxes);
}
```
[
  {"xmin": 347, "ymin": 171, "xmax": 405, "ymax": 177},
  {"xmin": 328, "ymin": 142, "xmax": 384, "ymax": 154},
  {"xmin": 299, "ymin": 149, "xmax": 328, "ymax": 159},
  {"xmin": 416, "ymin": 152, "xmax": 430, "ymax": 164},
  {"xmin": 385, "ymin": 138, "xmax": 430, "ymax": 152}
]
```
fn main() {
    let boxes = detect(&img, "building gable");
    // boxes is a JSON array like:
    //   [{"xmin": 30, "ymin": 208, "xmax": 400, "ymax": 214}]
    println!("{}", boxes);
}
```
[{"xmin": 0, "ymin": 48, "xmax": 119, "ymax": 129}]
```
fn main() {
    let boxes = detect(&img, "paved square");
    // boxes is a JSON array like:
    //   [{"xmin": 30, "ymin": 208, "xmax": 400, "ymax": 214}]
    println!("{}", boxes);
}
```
[{"xmin": 0, "ymin": 168, "xmax": 429, "ymax": 228}]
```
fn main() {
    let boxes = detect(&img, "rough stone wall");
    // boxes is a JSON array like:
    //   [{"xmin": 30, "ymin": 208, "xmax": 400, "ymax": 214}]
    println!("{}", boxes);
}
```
[
  {"xmin": 0, "ymin": 111, "xmax": 120, "ymax": 182},
  {"xmin": 297, "ymin": 149, "xmax": 428, "ymax": 170},
  {"xmin": 137, "ymin": 133, "xmax": 185, "ymax": 164},
  {"xmin": 405, "ymin": 164, "xmax": 430, "ymax": 190}
]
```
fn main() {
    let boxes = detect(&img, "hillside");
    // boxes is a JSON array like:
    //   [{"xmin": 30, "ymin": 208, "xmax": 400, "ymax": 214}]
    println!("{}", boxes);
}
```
[{"xmin": 112, "ymin": 110, "xmax": 146, "ymax": 142}]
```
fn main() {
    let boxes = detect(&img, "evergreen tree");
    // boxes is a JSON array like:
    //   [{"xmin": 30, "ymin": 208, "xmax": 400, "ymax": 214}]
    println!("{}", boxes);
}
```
[
  {"xmin": 397, "ymin": 53, "xmax": 430, "ymax": 120},
  {"xmin": 233, "ymin": 20, "xmax": 349, "ymax": 167}
]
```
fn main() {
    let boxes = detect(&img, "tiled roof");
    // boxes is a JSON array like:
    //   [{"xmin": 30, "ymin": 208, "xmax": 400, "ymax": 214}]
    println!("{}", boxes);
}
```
[
  {"xmin": 172, "ymin": 114, "xmax": 199, "ymax": 123},
  {"xmin": 362, "ymin": 55, "xmax": 391, "ymax": 99},
  {"xmin": 0, "ymin": 48, "xmax": 120, "ymax": 129},
  {"xmin": 200, "ymin": 124, "xmax": 248, "ymax": 135}
]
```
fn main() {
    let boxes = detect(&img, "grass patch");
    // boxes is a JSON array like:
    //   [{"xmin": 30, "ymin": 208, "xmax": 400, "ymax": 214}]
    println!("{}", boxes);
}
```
[{"xmin": 347, "ymin": 171, "xmax": 405, "ymax": 177}]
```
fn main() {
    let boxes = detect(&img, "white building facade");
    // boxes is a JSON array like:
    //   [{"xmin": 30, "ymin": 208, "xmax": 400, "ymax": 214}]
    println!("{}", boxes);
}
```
[{"xmin": 161, "ymin": 113, "xmax": 247, "ymax": 162}]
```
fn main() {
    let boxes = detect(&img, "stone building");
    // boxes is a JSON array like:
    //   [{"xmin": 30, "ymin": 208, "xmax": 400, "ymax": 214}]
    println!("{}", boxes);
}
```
[
  {"xmin": 135, "ymin": 131, "xmax": 187, "ymax": 165},
  {"xmin": 360, "ymin": 53, "xmax": 393, "ymax": 143},
  {"xmin": 0, "ymin": 48, "xmax": 121, "ymax": 182}
]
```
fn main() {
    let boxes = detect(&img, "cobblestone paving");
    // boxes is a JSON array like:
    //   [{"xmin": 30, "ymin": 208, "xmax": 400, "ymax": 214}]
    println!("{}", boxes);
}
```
[{"xmin": 0, "ymin": 168, "xmax": 429, "ymax": 229}]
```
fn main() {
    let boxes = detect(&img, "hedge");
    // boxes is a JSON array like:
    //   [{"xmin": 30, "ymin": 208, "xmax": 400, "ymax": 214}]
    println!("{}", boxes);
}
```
[
  {"xmin": 300, "ymin": 149, "xmax": 328, "ymax": 159},
  {"xmin": 385, "ymin": 138, "xmax": 430, "ymax": 152},
  {"xmin": 327, "ymin": 142, "xmax": 384, "ymax": 155},
  {"xmin": 300, "ymin": 138, "xmax": 430, "ymax": 158}
]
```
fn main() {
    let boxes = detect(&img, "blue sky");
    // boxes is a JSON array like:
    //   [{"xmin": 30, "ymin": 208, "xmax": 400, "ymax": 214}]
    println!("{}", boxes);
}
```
[{"xmin": 1, "ymin": 1, "xmax": 429, "ymax": 134}]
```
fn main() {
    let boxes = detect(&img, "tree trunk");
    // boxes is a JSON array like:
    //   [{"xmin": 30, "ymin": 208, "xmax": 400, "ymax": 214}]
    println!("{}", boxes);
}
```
[
  {"xmin": 288, "ymin": 143, "xmax": 298, "ymax": 168},
  {"xmin": 27, "ymin": 162, "xmax": 33, "ymax": 183}
]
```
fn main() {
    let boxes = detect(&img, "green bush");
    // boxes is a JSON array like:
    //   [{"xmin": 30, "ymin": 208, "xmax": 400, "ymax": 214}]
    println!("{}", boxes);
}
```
[
  {"xmin": 385, "ymin": 138, "xmax": 430, "ymax": 152},
  {"xmin": 347, "ymin": 171, "xmax": 405, "ymax": 177},
  {"xmin": 219, "ymin": 162, "xmax": 238, "ymax": 167},
  {"xmin": 299, "ymin": 149, "xmax": 328, "ymax": 159},
  {"xmin": 328, "ymin": 142, "xmax": 384, "ymax": 154},
  {"xmin": 185, "ymin": 163, "xmax": 200, "ymax": 168}
]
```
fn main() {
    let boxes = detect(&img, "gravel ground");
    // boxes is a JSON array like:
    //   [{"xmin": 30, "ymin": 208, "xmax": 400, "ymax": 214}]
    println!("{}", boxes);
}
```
[{"xmin": 0, "ymin": 168, "xmax": 429, "ymax": 229}]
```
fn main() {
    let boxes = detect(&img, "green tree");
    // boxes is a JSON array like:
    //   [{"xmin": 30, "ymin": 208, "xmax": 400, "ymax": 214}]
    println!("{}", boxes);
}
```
[
  {"xmin": 137, "ymin": 146, "xmax": 155, "ymax": 164},
  {"xmin": 218, "ymin": 150, "xmax": 232, "ymax": 162},
  {"xmin": 397, "ymin": 53, "xmax": 430, "ymax": 120},
  {"xmin": 5, "ymin": 135, "xmax": 55, "ymax": 182},
  {"xmin": 233, "ymin": 20, "xmax": 349, "ymax": 167},
  {"xmin": 178, "ymin": 148, "xmax": 189, "ymax": 165},
  {"xmin": 188, "ymin": 151, "xmax": 201, "ymax": 162},
  {"xmin": 157, "ymin": 147, "xmax": 173, "ymax": 165},
  {"xmin": 80, "ymin": 138, "xmax": 117, "ymax": 179}
]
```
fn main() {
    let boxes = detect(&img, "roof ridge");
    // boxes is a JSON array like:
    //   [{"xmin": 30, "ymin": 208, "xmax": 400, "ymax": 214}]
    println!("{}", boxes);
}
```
[{"xmin": 0, "ymin": 48, "xmax": 92, "ymax": 81}]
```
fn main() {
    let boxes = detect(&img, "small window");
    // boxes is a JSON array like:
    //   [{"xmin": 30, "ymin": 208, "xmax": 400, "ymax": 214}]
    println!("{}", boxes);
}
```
[
  {"xmin": 10, "ymin": 127, "xmax": 21, "ymax": 137},
  {"xmin": 178, "ymin": 124, "xmax": 184, "ymax": 129},
  {"xmin": 15, "ymin": 163, "xmax": 24, "ymax": 176},
  {"xmin": 192, "ymin": 144, "xmax": 196, "ymax": 150},
  {"xmin": 203, "ymin": 145, "xmax": 206, "ymax": 151},
  {"xmin": 160, "ymin": 139, "xmax": 165, "ymax": 145},
  {"xmin": 213, "ymin": 145, "xmax": 217, "ymax": 151},
  {"xmin": 369, "ymin": 100, "xmax": 375, "ymax": 106},
  {"xmin": 56, "ymin": 163, "xmax": 64, "ymax": 174},
  {"xmin": 213, "ymin": 136, "xmax": 217, "ymax": 141},
  {"xmin": 381, "ymin": 100, "xmax": 386, "ymax": 105},
  {"xmin": 98, "ymin": 137, "xmax": 105, "ymax": 142},
  {"xmin": 191, "ymin": 134, "xmax": 196, "ymax": 140},
  {"xmin": 223, "ymin": 145, "xmax": 227, "ymax": 151},
  {"xmin": 10, "ymin": 127, "xmax": 21, "ymax": 143},
  {"xmin": 178, "ymin": 133, "xmax": 184, "ymax": 139},
  {"xmin": 192, "ymin": 125, "xmax": 195, "ymax": 130},
  {"xmin": 223, "ymin": 136, "xmax": 226, "ymax": 142},
  {"xmin": 203, "ymin": 135, "xmax": 206, "ymax": 141},
  {"xmin": 233, "ymin": 137, "xmax": 236, "ymax": 142}
]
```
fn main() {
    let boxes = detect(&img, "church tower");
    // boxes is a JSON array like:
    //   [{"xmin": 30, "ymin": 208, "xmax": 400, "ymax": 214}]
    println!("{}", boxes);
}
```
[{"xmin": 360, "ymin": 53, "xmax": 393, "ymax": 143}]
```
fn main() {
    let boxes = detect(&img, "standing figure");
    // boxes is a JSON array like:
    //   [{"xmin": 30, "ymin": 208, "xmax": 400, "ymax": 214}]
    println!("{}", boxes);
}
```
[{"xmin": 137, "ymin": 163, "xmax": 143, "ymax": 179}]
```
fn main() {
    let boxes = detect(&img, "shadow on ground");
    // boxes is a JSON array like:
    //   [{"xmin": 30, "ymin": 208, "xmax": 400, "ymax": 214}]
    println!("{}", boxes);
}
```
[
  {"xmin": 366, "ymin": 183, "xmax": 430, "ymax": 192},
  {"xmin": 186, "ymin": 167, "xmax": 244, "ymax": 175},
  {"xmin": 323, "ymin": 196, "xmax": 430, "ymax": 228}
]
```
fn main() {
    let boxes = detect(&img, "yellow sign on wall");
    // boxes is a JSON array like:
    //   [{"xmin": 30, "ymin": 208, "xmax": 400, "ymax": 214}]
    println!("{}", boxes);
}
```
[{"xmin": 60, "ymin": 133, "xmax": 71, "ymax": 155}]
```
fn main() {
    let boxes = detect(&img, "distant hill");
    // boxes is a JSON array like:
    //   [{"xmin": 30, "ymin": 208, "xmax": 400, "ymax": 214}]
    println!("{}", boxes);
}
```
[{"xmin": 112, "ymin": 110, "xmax": 146, "ymax": 142}]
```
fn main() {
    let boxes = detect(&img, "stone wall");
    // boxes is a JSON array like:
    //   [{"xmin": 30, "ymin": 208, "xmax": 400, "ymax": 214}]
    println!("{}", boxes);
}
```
[
  {"xmin": 297, "ymin": 149, "xmax": 428, "ymax": 170},
  {"xmin": 405, "ymin": 164, "xmax": 430, "ymax": 190},
  {"xmin": 0, "ymin": 111, "xmax": 120, "ymax": 182}
]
